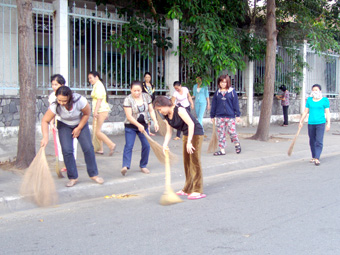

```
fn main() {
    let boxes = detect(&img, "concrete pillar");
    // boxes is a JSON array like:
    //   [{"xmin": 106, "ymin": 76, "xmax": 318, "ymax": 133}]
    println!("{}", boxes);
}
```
[
  {"xmin": 244, "ymin": 58, "xmax": 254, "ymax": 125},
  {"xmin": 53, "ymin": 0, "xmax": 69, "ymax": 82},
  {"xmin": 300, "ymin": 41, "xmax": 307, "ymax": 114},
  {"xmin": 165, "ymin": 19, "xmax": 179, "ymax": 96}
]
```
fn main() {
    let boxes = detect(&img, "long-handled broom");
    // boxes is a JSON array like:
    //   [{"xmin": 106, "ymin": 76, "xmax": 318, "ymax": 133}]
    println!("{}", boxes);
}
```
[
  {"xmin": 207, "ymin": 121, "xmax": 218, "ymax": 153},
  {"xmin": 142, "ymin": 131, "xmax": 182, "ymax": 205},
  {"xmin": 52, "ymin": 129, "xmax": 63, "ymax": 178},
  {"xmin": 156, "ymin": 111, "xmax": 168, "ymax": 137},
  {"xmin": 288, "ymin": 125, "xmax": 302, "ymax": 156}
]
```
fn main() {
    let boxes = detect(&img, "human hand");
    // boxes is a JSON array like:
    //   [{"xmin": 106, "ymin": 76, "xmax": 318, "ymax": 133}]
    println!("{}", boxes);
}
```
[
  {"xmin": 191, "ymin": 105, "xmax": 194, "ymax": 110},
  {"xmin": 154, "ymin": 122, "xmax": 159, "ymax": 132},
  {"xmin": 236, "ymin": 117, "xmax": 241, "ymax": 123},
  {"xmin": 207, "ymin": 104, "xmax": 210, "ymax": 110},
  {"xmin": 94, "ymin": 111, "xmax": 99, "ymax": 119},
  {"xmin": 72, "ymin": 127, "xmax": 81, "ymax": 138},
  {"xmin": 162, "ymin": 144, "xmax": 169, "ymax": 155},
  {"xmin": 186, "ymin": 142, "xmax": 195, "ymax": 154},
  {"xmin": 326, "ymin": 123, "xmax": 330, "ymax": 132},
  {"xmin": 40, "ymin": 137, "xmax": 49, "ymax": 148},
  {"xmin": 138, "ymin": 125, "xmax": 145, "ymax": 133},
  {"xmin": 299, "ymin": 121, "xmax": 303, "ymax": 128}
]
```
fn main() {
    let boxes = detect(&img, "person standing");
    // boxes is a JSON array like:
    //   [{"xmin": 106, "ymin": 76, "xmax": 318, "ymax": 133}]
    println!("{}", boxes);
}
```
[
  {"xmin": 192, "ymin": 76, "xmax": 210, "ymax": 128},
  {"xmin": 121, "ymin": 81, "xmax": 159, "ymax": 176},
  {"xmin": 210, "ymin": 74, "xmax": 241, "ymax": 155},
  {"xmin": 154, "ymin": 96, "xmax": 206, "ymax": 200},
  {"xmin": 41, "ymin": 86, "xmax": 104, "ymax": 187},
  {"xmin": 88, "ymin": 71, "xmax": 116, "ymax": 156},
  {"xmin": 299, "ymin": 84, "xmax": 330, "ymax": 166},
  {"xmin": 48, "ymin": 74, "xmax": 78, "ymax": 172},
  {"xmin": 142, "ymin": 72, "xmax": 156, "ymax": 136},
  {"xmin": 171, "ymin": 81, "xmax": 194, "ymax": 140},
  {"xmin": 276, "ymin": 85, "xmax": 289, "ymax": 126}
]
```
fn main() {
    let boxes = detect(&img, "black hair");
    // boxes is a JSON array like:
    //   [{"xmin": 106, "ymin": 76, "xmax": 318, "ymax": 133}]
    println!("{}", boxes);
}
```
[
  {"xmin": 50, "ymin": 74, "xmax": 66, "ymax": 85},
  {"xmin": 144, "ymin": 72, "xmax": 152, "ymax": 78},
  {"xmin": 153, "ymin": 96, "xmax": 173, "ymax": 108},
  {"xmin": 130, "ymin": 80, "xmax": 143, "ymax": 89},
  {"xmin": 173, "ymin": 81, "xmax": 181, "ymax": 87},
  {"xmin": 55, "ymin": 86, "xmax": 80, "ymax": 113},
  {"xmin": 88, "ymin": 71, "xmax": 109, "ymax": 103},
  {"xmin": 312, "ymin": 84, "xmax": 322, "ymax": 91},
  {"xmin": 279, "ymin": 85, "xmax": 287, "ymax": 92}
]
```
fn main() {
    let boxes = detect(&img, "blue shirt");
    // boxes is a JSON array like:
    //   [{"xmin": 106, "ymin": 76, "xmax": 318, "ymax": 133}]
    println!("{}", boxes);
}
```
[
  {"xmin": 306, "ymin": 97, "xmax": 330, "ymax": 125},
  {"xmin": 193, "ymin": 84, "xmax": 209, "ymax": 104}
]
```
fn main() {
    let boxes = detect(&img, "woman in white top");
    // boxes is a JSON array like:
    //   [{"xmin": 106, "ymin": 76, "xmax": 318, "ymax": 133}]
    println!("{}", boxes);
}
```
[
  {"xmin": 41, "ymin": 86, "xmax": 103, "ymax": 187},
  {"xmin": 88, "ymin": 71, "xmax": 116, "ymax": 156},
  {"xmin": 171, "ymin": 81, "xmax": 194, "ymax": 140}
]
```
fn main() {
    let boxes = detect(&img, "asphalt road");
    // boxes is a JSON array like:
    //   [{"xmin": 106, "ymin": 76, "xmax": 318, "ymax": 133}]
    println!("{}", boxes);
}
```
[{"xmin": 1, "ymin": 154, "xmax": 340, "ymax": 255}]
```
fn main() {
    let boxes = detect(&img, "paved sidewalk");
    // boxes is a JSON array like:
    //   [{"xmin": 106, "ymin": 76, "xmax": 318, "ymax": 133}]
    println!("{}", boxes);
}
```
[{"xmin": 0, "ymin": 122, "xmax": 339, "ymax": 215}]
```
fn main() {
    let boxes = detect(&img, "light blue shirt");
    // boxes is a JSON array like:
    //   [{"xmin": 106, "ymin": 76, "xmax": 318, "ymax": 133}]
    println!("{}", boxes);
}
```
[
  {"xmin": 306, "ymin": 97, "xmax": 330, "ymax": 125},
  {"xmin": 193, "ymin": 84, "xmax": 209, "ymax": 104}
]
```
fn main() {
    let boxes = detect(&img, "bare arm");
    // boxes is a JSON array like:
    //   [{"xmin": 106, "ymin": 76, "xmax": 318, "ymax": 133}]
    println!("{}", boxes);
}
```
[
  {"xmin": 178, "ymin": 107, "xmax": 195, "ymax": 154},
  {"xmin": 93, "ymin": 98, "xmax": 103, "ymax": 118},
  {"xmin": 325, "ymin": 108, "xmax": 330, "ymax": 131},
  {"xmin": 187, "ymin": 92, "xmax": 194, "ymax": 109},
  {"xmin": 41, "ymin": 109, "xmax": 56, "ymax": 147},
  {"xmin": 148, "ymin": 104, "xmax": 159, "ymax": 132},
  {"xmin": 72, "ymin": 103, "xmax": 91, "ymax": 138},
  {"xmin": 171, "ymin": 96, "xmax": 176, "ymax": 105},
  {"xmin": 162, "ymin": 121, "xmax": 172, "ymax": 153},
  {"xmin": 299, "ymin": 108, "xmax": 310, "ymax": 128}
]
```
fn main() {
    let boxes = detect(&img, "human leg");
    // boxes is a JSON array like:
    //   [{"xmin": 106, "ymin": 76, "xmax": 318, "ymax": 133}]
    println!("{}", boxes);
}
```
[
  {"xmin": 308, "ymin": 124, "xmax": 316, "ymax": 159},
  {"xmin": 122, "ymin": 127, "xmax": 137, "ymax": 169},
  {"xmin": 58, "ymin": 121, "xmax": 78, "ymax": 179},
  {"xmin": 226, "ymin": 118, "xmax": 241, "ymax": 154},
  {"xmin": 189, "ymin": 135, "xmax": 204, "ymax": 193},
  {"xmin": 182, "ymin": 135, "xmax": 193, "ymax": 193},
  {"xmin": 314, "ymin": 123, "xmax": 325, "ymax": 160},
  {"xmin": 77, "ymin": 123, "xmax": 99, "ymax": 178},
  {"xmin": 137, "ymin": 128, "xmax": 150, "ymax": 169},
  {"xmin": 95, "ymin": 111, "xmax": 116, "ymax": 154},
  {"xmin": 216, "ymin": 117, "xmax": 227, "ymax": 152},
  {"xmin": 282, "ymin": 106, "xmax": 289, "ymax": 125}
]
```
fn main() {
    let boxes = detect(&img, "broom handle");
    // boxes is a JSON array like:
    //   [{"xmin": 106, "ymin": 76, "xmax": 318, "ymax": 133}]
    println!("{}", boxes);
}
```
[{"xmin": 165, "ymin": 150, "xmax": 171, "ymax": 188}]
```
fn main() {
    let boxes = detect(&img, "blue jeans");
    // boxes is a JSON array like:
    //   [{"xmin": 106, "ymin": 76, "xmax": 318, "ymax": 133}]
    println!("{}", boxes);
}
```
[
  {"xmin": 122, "ymin": 127, "xmax": 150, "ymax": 169},
  {"xmin": 308, "ymin": 123, "xmax": 325, "ymax": 160},
  {"xmin": 195, "ymin": 101, "xmax": 207, "ymax": 127},
  {"xmin": 58, "ymin": 121, "xmax": 98, "ymax": 179}
]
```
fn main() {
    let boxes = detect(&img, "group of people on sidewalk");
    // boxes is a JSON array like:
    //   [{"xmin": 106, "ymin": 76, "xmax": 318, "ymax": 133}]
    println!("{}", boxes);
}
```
[{"xmin": 40, "ymin": 71, "xmax": 331, "ymax": 200}]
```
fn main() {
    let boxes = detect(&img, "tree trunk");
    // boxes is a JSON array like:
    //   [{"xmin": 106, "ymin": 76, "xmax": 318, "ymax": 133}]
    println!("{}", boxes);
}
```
[
  {"xmin": 15, "ymin": 0, "xmax": 36, "ymax": 168},
  {"xmin": 251, "ymin": 0, "xmax": 278, "ymax": 141}
]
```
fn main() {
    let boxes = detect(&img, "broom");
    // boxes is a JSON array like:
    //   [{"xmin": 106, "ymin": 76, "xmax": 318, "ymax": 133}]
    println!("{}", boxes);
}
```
[
  {"xmin": 92, "ymin": 118, "xmax": 101, "ymax": 152},
  {"xmin": 142, "ymin": 131, "xmax": 177, "ymax": 165},
  {"xmin": 159, "ymin": 149, "xmax": 183, "ymax": 205},
  {"xmin": 288, "ymin": 125, "xmax": 302, "ymax": 156},
  {"xmin": 156, "ymin": 111, "xmax": 168, "ymax": 137},
  {"xmin": 52, "ymin": 129, "xmax": 63, "ymax": 178},
  {"xmin": 207, "ymin": 121, "xmax": 218, "ymax": 153},
  {"xmin": 20, "ymin": 147, "xmax": 58, "ymax": 207}
]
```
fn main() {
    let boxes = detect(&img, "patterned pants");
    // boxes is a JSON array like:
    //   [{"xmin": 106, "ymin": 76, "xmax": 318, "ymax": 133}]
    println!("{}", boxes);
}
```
[{"xmin": 216, "ymin": 117, "xmax": 239, "ymax": 149}]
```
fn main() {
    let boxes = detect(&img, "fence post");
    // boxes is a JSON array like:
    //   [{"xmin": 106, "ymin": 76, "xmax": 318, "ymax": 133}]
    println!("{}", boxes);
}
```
[
  {"xmin": 244, "ymin": 58, "xmax": 254, "ymax": 125},
  {"xmin": 165, "ymin": 19, "xmax": 179, "ymax": 96},
  {"xmin": 300, "ymin": 40, "xmax": 307, "ymax": 114},
  {"xmin": 53, "ymin": 0, "xmax": 68, "ymax": 81}
]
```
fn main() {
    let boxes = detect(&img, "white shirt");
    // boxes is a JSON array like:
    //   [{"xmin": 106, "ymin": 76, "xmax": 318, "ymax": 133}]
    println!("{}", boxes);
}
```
[{"xmin": 173, "ymin": 87, "xmax": 190, "ymax": 108}]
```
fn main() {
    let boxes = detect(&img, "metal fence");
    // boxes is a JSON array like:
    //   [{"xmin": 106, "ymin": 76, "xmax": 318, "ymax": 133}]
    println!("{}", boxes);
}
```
[{"xmin": 68, "ymin": 1, "xmax": 167, "ymax": 94}]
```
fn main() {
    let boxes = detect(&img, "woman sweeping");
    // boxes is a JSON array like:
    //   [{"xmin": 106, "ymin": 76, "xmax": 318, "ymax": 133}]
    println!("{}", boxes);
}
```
[
  {"xmin": 88, "ymin": 71, "xmax": 116, "ymax": 156},
  {"xmin": 299, "ymin": 84, "xmax": 330, "ymax": 166},
  {"xmin": 210, "ymin": 74, "xmax": 241, "ymax": 155},
  {"xmin": 153, "ymin": 96, "xmax": 206, "ymax": 200},
  {"xmin": 121, "ymin": 81, "xmax": 159, "ymax": 176},
  {"xmin": 41, "ymin": 86, "xmax": 104, "ymax": 187}
]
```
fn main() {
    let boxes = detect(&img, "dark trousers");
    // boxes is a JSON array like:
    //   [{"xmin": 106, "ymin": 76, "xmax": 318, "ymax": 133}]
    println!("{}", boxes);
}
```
[
  {"xmin": 282, "ymin": 105, "xmax": 289, "ymax": 125},
  {"xmin": 58, "ymin": 121, "xmax": 98, "ymax": 179},
  {"xmin": 182, "ymin": 135, "xmax": 204, "ymax": 194},
  {"xmin": 308, "ymin": 123, "xmax": 325, "ymax": 160},
  {"xmin": 176, "ymin": 106, "xmax": 191, "ymax": 138}
]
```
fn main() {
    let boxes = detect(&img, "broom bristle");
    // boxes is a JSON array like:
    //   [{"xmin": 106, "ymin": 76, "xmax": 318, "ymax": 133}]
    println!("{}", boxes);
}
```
[
  {"xmin": 156, "ymin": 111, "xmax": 167, "ymax": 137},
  {"xmin": 20, "ymin": 147, "xmax": 58, "ymax": 207},
  {"xmin": 143, "ymin": 131, "xmax": 178, "ymax": 164},
  {"xmin": 160, "ymin": 189, "xmax": 183, "ymax": 205},
  {"xmin": 92, "ymin": 119, "xmax": 101, "ymax": 152},
  {"xmin": 207, "ymin": 122, "xmax": 218, "ymax": 153}
]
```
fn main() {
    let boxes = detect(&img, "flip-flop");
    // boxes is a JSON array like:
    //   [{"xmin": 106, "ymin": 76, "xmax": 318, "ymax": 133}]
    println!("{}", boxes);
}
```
[
  {"xmin": 187, "ymin": 193, "xmax": 206, "ymax": 200},
  {"xmin": 176, "ymin": 190, "xmax": 188, "ymax": 196},
  {"xmin": 213, "ymin": 151, "xmax": 225, "ymax": 156}
]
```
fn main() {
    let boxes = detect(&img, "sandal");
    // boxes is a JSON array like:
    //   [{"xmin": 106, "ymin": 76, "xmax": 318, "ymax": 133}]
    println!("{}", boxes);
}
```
[
  {"xmin": 176, "ymin": 190, "xmax": 188, "ymax": 196},
  {"xmin": 121, "ymin": 167, "xmax": 128, "ymax": 176},
  {"xmin": 310, "ymin": 158, "xmax": 315, "ymax": 163},
  {"xmin": 187, "ymin": 192, "xmax": 206, "ymax": 200},
  {"xmin": 109, "ymin": 144, "xmax": 116, "ymax": 156},
  {"xmin": 314, "ymin": 159, "xmax": 320, "ymax": 166},
  {"xmin": 61, "ymin": 167, "xmax": 67, "ymax": 172},
  {"xmin": 140, "ymin": 167, "xmax": 150, "ymax": 174},
  {"xmin": 66, "ymin": 179, "xmax": 78, "ymax": 187},
  {"xmin": 213, "ymin": 151, "xmax": 225, "ymax": 156},
  {"xmin": 91, "ymin": 176, "xmax": 104, "ymax": 184},
  {"xmin": 235, "ymin": 143, "xmax": 241, "ymax": 154}
]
